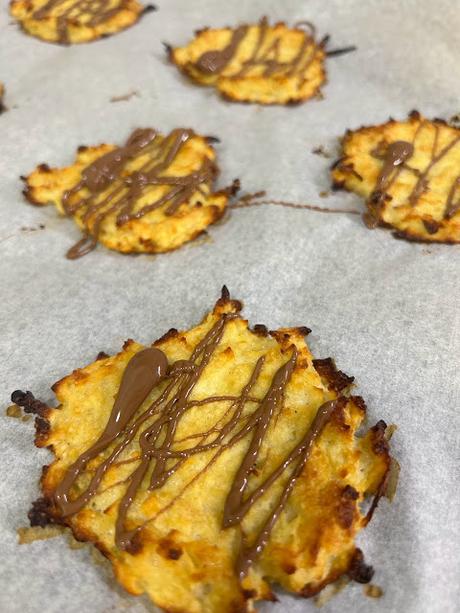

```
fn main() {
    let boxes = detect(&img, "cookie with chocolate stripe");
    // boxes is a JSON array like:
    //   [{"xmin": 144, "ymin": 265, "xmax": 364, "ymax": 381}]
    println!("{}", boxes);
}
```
[
  {"xmin": 169, "ymin": 17, "xmax": 327, "ymax": 105},
  {"xmin": 332, "ymin": 112, "xmax": 460, "ymax": 243},
  {"xmin": 14, "ymin": 289, "xmax": 395, "ymax": 613},
  {"xmin": 10, "ymin": 0, "xmax": 154, "ymax": 45},
  {"xmin": 22, "ymin": 127, "xmax": 230, "ymax": 258}
]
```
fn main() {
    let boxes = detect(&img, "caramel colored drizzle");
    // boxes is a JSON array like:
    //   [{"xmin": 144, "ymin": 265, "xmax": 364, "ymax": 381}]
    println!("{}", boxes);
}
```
[
  {"xmin": 62, "ymin": 128, "xmax": 215, "ymax": 259},
  {"xmin": 32, "ymin": 0, "xmax": 123, "ymax": 44},
  {"xmin": 54, "ymin": 313, "xmax": 336, "ymax": 575},
  {"xmin": 369, "ymin": 122, "xmax": 460, "ymax": 225},
  {"xmin": 194, "ymin": 17, "xmax": 321, "ymax": 81}
]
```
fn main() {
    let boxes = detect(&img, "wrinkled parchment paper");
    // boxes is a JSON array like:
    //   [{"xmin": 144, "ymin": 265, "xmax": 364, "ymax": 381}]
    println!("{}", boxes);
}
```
[{"xmin": 1, "ymin": 1, "xmax": 459, "ymax": 611}]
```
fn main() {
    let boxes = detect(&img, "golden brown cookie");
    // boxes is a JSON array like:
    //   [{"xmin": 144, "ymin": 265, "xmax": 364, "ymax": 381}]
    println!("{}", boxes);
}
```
[
  {"xmin": 10, "ymin": 0, "xmax": 155, "ymax": 45},
  {"xmin": 22, "ymin": 128, "xmax": 230, "ymax": 258},
  {"xmin": 15, "ymin": 289, "xmax": 394, "ymax": 613},
  {"xmin": 169, "ymin": 17, "xmax": 327, "ymax": 105},
  {"xmin": 332, "ymin": 112, "xmax": 460, "ymax": 243}
]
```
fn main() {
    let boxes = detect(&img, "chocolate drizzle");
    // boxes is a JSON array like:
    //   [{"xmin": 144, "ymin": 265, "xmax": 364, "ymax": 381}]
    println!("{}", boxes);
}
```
[
  {"xmin": 196, "ymin": 26, "xmax": 248, "ymax": 74},
  {"xmin": 193, "ymin": 17, "xmax": 321, "ymax": 81},
  {"xmin": 374, "ymin": 141, "xmax": 414, "ymax": 193},
  {"xmin": 231, "ymin": 194, "xmax": 361, "ymax": 216},
  {"xmin": 368, "ymin": 121, "xmax": 460, "ymax": 226},
  {"xmin": 445, "ymin": 174, "xmax": 460, "ymax": 219},
  {"xmin": 53, "ymin": 348, "xmax": 168, "ymax": 516},
  {"xmin": 52, "ymin": 312, "xmax": 338, "ymax": 574},
  {"xmin": 32, "ymin": 0, "xmax": 127, "ymax": 44},
  {"xmin": 62, "ymin": 128, "xmax": 216, "ymax": 259}
]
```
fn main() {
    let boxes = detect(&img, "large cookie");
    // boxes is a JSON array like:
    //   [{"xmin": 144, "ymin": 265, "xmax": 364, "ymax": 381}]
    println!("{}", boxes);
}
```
[{"xmin": 14, "ymin": 289, "xmax": 394, "ymax": 612}]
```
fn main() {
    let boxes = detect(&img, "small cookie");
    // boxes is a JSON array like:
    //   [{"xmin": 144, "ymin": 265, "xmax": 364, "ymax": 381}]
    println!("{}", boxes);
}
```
[
  {"xmin": 23, "ymin": 128, "xmax": 229, "ymax": 258},
  {"xmin": 169, "ymin": 17, "xmax": 327, "ymax": 105},
  {"xmin": 17, "ymin": 289, "xmax": 393, "ymax": 612},
  {"xmin": 332, "ymin": 112, "xmax": 460, "ymax": 243},
  {"xmin": 10, "ymin": 0, "xmax": 154, "ymax": 45}
]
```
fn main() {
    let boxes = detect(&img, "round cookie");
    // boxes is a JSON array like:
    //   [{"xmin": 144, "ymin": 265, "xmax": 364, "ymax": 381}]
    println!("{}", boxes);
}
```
[
  {"xmin": 332, "ymin": 111, "xmax": 460, "ymax": 243},
  {"xmin": 10, "ymin": 0, "xmax": 154, "ymax": 45},
  {"xmin": 169, "ymin": 17, "xmax": 327, "ymax": 105},
  {"xmin": 23, "ymin": 128, "xmax": 230, "ymax": 258},
  {"xmin": 14, "ymin": 289, "xmax": 393, "ymax": 613}
]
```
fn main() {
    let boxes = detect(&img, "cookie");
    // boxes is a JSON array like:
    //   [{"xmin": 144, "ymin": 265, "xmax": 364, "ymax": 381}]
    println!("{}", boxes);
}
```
[
  {"xmin": 169, "ymin": 17, "xmax": 327, "ymax": 105},
  {"xmin": 10, "ymin": 0, "xmax": 155, "ymax": 45},
  {"xmin": 15, "ymin": 289, "xmax": 394, "ymax": 612},
  {"xmin": 22, "ymin": 128, "xmax": 230, "ymax": 258},
  {"xmin": 332, "ymin": 112, "xmax": 460, "ymax": 243}
]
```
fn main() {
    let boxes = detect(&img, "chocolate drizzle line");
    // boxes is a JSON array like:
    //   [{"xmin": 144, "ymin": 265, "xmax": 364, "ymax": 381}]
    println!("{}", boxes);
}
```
[
  {"xmin": 231, "ymin": 194, "xmax": 361, "ymax": 216},
  {"xmin": 192, "ymin": 16, "xmax": 321, "ymax": 82},
  {"xmin": 32, "ymin": 0, "xmax": 130, "ymax": 44},
  {"xmin": 61, "ymin": 128, "xmax": 216, "ymax": 259},
  {"xmin": 52, "ymin": 312, "xmax": 338, "ymax": 574},
  {"xmin": 367, "ymin": 121, "xmax": 460, "ymax": 227},
  {"xmin": 325, "ymin": 45, "xmax": 357, "ymax": 57}
]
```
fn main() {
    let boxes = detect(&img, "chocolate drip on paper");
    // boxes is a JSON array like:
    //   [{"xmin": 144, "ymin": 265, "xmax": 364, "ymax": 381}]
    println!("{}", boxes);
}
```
[
  {"xmin": 231, "ymin": 194, "xmax": 360, "ymax": 216},
  {"xmin": 193, "ymin": 16, "xmax": 321, "ymax": 80},
  {"xmin": 53, "ymin": 312, "xmax": 337, "ymax": 574},
  {"xmin": 62, "ymin": 127, "xmax": 216, "ymax": 259},
  {"xmin": 32, "ymin": 0, "xmax": 125, "ymax": 44}
]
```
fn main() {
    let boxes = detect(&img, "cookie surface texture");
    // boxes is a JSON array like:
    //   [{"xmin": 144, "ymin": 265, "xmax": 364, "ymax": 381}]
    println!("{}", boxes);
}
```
[
  {"xmin": 24, "ymin": 291, "xmax": 393, "ymax": 613},
  {"xmin": 10, "ymin": 0, "xmax": 149, "ymax": 45},
  {"xmin": 170, "ymin": 17, "xmax": 326, "ymax": 105},
  {"xmin": 332, "ymin": 112, "xmax": 460, "ymax": 242},
  {"xmin": 23, "ymin": 128, "xmax": 228, "ymax": 258}
]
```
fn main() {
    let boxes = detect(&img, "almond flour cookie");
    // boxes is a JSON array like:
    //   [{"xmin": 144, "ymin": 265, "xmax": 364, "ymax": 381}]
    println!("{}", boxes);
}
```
[
  {"xmin": 22, "ymin": 128, "xmax": 230, "ymax": 258},
  {"xmin": 10, "ymin": 0, "xmax": 155, "ymax": 45},
  {"xmin": 14, "ymin": 289, "xmax": 394, "ymax": 613},
  {"xmin": 169, "ymin": 17, "xmax": 328, "ymax": 105},
  {"xmin": 332, "ymin": 112, "xmax": 460, "ymax": 243}
]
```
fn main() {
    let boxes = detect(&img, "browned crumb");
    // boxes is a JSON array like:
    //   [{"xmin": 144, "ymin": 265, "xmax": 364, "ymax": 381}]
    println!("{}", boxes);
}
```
[
  {"xmin": 319, "ymin": 190, "xmax": 330, "ymax": 198},
  {"xmin": 17, "ymin": 525, "xmax": 64, "ymax": 544},
  {"xmin": 20, "ymin": 224, "xmax": 46, "ymax": 232},
  {"xmin": 0, "ymin": 82, "xmax": 6, "ymax": 114},
  {"xmin": 6, "ymin": 404, "xmax": 22, "ymax": 418},
  {"xmin": 312, "ymin": 146, "xmax": 332, "ymax": 159},
  {"xmin": 110, "ymin": 91, "xmax": 140, "ymax": 103},
  {"xmin": 364, "ymin": 584, "xmax": 383, "ymax": 598}
]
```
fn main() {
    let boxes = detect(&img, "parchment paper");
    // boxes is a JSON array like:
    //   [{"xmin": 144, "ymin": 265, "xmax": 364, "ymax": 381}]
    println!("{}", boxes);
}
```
[{"xmin": 1, "ymin": 1, "xmax": 459, "ymax": 611}]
